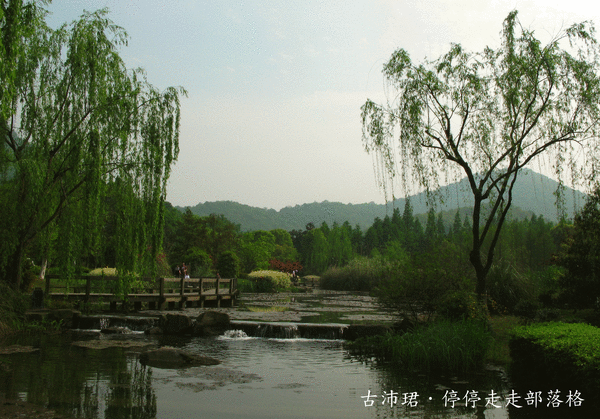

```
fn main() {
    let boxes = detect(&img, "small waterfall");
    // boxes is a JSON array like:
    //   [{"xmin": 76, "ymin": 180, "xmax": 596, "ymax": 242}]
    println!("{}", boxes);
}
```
[
  {"xmin": 222, "ymin": 329, "xmax": 250, "ymax": 339},
  {"xmin": 256, "ymin": 323, "xmax": 300, "ymax": 339},
  {"xmin": 99, "ymin": 318, "xmax": 110, "ymax": 329},
  {"xmin": 230, "ymin": 321, "xmax": 348, "ymax": 340}
]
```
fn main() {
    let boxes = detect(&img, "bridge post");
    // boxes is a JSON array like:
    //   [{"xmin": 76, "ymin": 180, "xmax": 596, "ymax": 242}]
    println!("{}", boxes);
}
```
[
  {"xmin": 179, "ymin": 276, "xmax": 185, "ymax": 309},
  {"xmin": 216, "ymin": 276, "xmax": 221, "ymax": 307},
  {"xmin": 85, "ymin": 276, "xmax": 91, "ymax": 303},
  {"xmin": 158, "ymin": 278, "xmax": 166, "ymax": 310}
]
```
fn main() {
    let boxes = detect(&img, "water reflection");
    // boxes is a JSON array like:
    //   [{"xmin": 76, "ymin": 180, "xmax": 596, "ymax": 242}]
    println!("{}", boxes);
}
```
[
  {"xmin": 0, "ymin": 333, "xmax": 517, "ymax": 419},
  {"xmin": 1, "ymin": 334, "xmax": 157, "ymax": 419}
]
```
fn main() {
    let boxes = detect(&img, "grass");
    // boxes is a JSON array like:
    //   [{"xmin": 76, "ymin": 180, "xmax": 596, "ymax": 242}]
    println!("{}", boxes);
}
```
[
  {"xmin": 486, "ymin": 315, "xmax": 523, "ymax": 366},
  {"xmin": 348, "ymin": 319, "xmax": 491, "ymax": 373}
]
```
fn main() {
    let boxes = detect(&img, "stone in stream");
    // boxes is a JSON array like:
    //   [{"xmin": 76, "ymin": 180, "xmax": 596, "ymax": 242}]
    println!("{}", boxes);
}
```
[
  {"xmin": 193, "ymin": 311, "xmax": 231, "ymax": 336},
  {"xmin": 139, "ymin": 347, "xmax": 220, "ymax": 369},
  {"xmin": 161, "ymin": 313, "xmax": 193, "ymax": 335}
]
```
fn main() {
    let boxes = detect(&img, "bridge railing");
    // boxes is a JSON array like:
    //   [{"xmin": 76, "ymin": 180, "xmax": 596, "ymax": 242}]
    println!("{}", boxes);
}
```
[{"xmin": 43, "ymin": 275, "xmax": 238, "ymax": 310}]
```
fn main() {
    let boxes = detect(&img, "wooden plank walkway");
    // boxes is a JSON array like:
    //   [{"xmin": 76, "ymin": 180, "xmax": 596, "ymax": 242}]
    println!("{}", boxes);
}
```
[{"xmin": 45, "ymin": 275, "xmax": 238, "ymax": 311}]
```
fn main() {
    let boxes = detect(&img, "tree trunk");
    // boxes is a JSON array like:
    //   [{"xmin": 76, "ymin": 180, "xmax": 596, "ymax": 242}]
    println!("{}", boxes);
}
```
[
  {"xmin": 7, "ymin": 241, "xmax": 25, "ymax": 290},
  {"xmin": 470, "ymin": 248, "xmax": 488, "ymax": 304},
  {"xmin": 39, "ymin": 258, "xmax": 47, "ymax": 280}
]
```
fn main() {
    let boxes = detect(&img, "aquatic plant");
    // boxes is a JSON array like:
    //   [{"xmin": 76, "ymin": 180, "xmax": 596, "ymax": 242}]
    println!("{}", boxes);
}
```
[{"xmin": 348, "ymin": 319, "xmax": 491, "ymax": 373}]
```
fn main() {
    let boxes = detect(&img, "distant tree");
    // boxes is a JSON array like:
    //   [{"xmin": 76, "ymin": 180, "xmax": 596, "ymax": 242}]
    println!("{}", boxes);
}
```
[
  {"xmin": 269, "ymin": 229, "xmax": 298, "ymax": 262},
  {"xmin": 216, "ymin": 250, "xmax": 240, "ymax": 279},
  {"xmin": 327, "ymin": 222, "xmax": 353, "ymax": 266},
  {"xmin": 168, "ymin": 210, "xmax": 239, "ymax": 272},
  {"xmin": 305, "ymin": 228, "xmax": 329, "ymax": 273},
  {"xmin": 239, "ymin": 230, "xmax": 275, "ymax": 272},
  {"xmin": 361, "ymin": 11, "xmax": 600, "ymax": 301},
  {"xmin": 1, "ymin": 3, "xmax": 185, "ymax": 288},
  {"xmin": 556, "ymin": 188, "xmax": 600, "ymax": 307}
]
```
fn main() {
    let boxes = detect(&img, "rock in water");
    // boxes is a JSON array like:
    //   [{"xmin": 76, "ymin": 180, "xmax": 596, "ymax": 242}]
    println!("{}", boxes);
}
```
[
  {"xmin": 139, "ymin": 347, "xmax": 220, "ymax": 369},
  {"xmin": 162, "ymin": 313, "xmax": 193, "ymax": 335},
  {"xmin": 194, "ymin": 311, "xmax": 230, "ymax": 336}
]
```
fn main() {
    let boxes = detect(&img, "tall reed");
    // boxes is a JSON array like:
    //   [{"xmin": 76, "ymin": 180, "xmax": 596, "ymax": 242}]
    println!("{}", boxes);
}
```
[
  {"xmin": 320, "ymin": 257, "xmax": 396, "ymax": 291},
  {"xmin": 348, "ymin": 319, "xmax": 491, "ymax": 373}
]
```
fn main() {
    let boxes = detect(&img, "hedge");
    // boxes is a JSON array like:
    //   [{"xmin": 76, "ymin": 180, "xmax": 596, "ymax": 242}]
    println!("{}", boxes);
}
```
[{"xmin": 510, "ymin": 322, "xmax": 600, "ymax": 408}]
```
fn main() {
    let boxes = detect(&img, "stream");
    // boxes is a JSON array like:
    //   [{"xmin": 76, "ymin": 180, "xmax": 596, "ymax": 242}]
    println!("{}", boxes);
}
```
[{"xmin": 0, "ymin": 291, "xmax": 592, "ymax": 418}]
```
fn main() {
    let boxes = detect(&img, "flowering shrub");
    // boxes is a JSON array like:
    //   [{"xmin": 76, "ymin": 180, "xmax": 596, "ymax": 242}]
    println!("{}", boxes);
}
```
[
  {"xmin": 268, "ymin": 259, "xmax": 302, "ymax": 274},
  {"xmin": 248, "ymin": 270, "xmax": 292, "ymax": 291}
]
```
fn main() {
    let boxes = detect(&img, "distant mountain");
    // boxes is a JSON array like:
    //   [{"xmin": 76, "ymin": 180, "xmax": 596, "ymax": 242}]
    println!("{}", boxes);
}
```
[
  {"xmin": 391, "ymin": 168, "xmax": 587, "ymax": 223},
  {"xmin": 178, "ymin": 169, "xmax": 588, "ymax": 232}
]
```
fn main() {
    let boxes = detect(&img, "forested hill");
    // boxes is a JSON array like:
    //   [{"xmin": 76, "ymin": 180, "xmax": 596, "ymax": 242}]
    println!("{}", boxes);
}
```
[{"xmin": 176, "ymin": 169, "xmax": 587, "ymax": 231}]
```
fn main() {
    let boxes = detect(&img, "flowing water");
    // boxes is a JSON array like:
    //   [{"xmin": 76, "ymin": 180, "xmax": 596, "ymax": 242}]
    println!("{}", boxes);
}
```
[
  {"xmin": 0, "ymin": 330, "xmax": 519, "ymax": 419},
  {"xmin": 1, "ymin": 290, "xmax": 595, "ymax": 418}
]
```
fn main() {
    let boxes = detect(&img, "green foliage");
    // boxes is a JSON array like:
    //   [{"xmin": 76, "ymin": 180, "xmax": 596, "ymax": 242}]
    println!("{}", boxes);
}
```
[
  {"xmin": 374, "ymin": 242, "xmax": 473, "ymax": 322},
  {"xmin": 0, "ymin": 3, "xmax": 185, "ymax": 288},
  {"xmin": 510, "ymin": 322, "xmax": 600, "ymax": 401},
  {"xmin": 167, "ymin": 210, "xmax": 240, "ymax": 275},
  {"xmin": 361, "ymin": 10, "xmax": 600, "ymax": 300},
  {"xmin": 184, "ymin": 247, "xmax": 212, "ymax": 277},
  {"xmin": 555, "ymin": 188, "xmax": 600, "ymax": 308},
  {"xmin": 486, "ymin": 261, "xmax": 537, "ymax": 313},
  {"xmin": 239, "ymin": 230, "xmax": 276, "ymax": 272},
  {"xmin": 320, "ymin": 256, "xmax": 396, "ymax": 291},
  {"xmin": 216, "ymin": 250, "xmax": 240, "ymax": 279},
  {"xmin": 349, "ymin": 320, "xmax": 491, "ymax": 373},
  {"xmin": 247, "ymin": 270, "xmax": 292, "ymax": 291},
  {"xmin": 0, "ymin": 280, "xmax": 29, "ymax": 334},
  {"xmin": 438, "ymin": 290, "xmax": 488, "ymax": 322}
]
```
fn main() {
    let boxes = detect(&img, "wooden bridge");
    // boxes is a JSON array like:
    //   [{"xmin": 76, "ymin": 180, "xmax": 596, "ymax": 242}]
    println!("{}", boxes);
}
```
[{"xmin": 44, "ymin": 275, "xmax": 238, "ymax": 311}]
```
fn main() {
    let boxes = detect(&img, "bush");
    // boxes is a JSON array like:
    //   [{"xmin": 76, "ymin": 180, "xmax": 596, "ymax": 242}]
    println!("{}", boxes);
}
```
[
  {"xmin": 510, "ymin": 322, "xmax": 600, "ymax": 406},
  {"xmin": 513, "ymin": 299, "xmax": 539, "ymax": 319},
  {"xmin": 487, "ymin": 261, "xmax": 536, "ymax": 313},
  {"xmin": 375, "ymin": 261, "xmax": 463, "ymax": 323},
  {"xmin": 247, "ymin": 270, "xmax": 292, "ymax": 292},
  {"xmin": 348, "ymin": 319, "xmax": 491, "ymax": 373},
  {"xmin": 438, "ymin": 290, "xmax": 488, "ymax": 321},
  {"xmin": 0, "ymin": 281, "xmax": 30, "ymax": 335}
]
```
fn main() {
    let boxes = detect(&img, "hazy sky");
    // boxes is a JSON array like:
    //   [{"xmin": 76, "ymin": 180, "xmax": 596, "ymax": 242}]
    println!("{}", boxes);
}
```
[{"xmin": 46, "ymin": 1, "xmax": 599, "ymax": 210}]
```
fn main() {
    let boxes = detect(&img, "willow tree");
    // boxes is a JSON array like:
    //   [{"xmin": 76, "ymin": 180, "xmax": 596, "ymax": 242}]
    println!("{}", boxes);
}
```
[
  {"xmin": 1, "ymin": 1, "xmax": 185, "ymax": 288},
  {"xmin": 361, "ymin": 11, "xmax": 600, "ymax": 301}
]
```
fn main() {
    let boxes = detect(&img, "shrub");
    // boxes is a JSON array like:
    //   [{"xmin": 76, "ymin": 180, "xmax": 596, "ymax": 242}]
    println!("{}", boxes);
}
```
[
  {"xmin": 375, "ymin": 261, "xmax": 459, "ymax": 323},
  {"xmin": 513, "ymin": 299, "xmax": 539, "ymax": 319},
  {"xmin": 486, "ymin": 261, "xmax": 536, "ymax": 313},
  {"xmin": 0, "ymin": 281, "xmax": 30, "ymax": 335},
  {"xmin": 510, "ymin": 322, "xmax": 600, "ymax": 406},
  {"xmin": 438, "ymin": 290, "xmax": 488, "ymax": 321},
  {"xmin": 349, "ymin": 319, "xmax": 491, "ymax": 373},
  {"xmin": 247, "ymin": 270, "xmax": 292, "ymax": 292}
]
